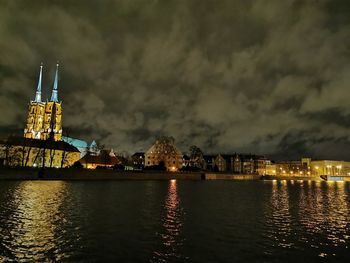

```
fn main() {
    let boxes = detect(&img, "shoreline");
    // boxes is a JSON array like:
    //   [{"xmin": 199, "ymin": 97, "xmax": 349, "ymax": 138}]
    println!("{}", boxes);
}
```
[
  {"xmin": 0, "ymin": 167, "xmax": 261, "ymax": 181},
  {"xmin": 0, "ymin": 167, "xmax": 348, "ymax": 181}
]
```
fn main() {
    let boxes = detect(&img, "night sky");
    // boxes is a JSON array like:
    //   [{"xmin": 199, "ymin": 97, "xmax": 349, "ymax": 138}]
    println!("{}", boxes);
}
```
[{"xmin": 1, "ymin": 0, "xmax": 350, "ymax": 160}]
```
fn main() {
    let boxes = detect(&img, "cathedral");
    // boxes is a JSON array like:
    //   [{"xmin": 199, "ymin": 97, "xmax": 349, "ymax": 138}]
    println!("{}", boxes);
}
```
[{"xmin": 24, "ymin": 63, "xmax": 62, "ymax": 141}]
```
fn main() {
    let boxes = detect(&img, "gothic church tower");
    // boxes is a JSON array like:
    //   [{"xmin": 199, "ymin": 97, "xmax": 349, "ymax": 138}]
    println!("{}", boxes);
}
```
[{"xmin": 24, "ymin": 63, "xmax": 63, "ymax": 141}]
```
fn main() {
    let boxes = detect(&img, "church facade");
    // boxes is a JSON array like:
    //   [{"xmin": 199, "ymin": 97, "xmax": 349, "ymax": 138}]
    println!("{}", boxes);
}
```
[{"xmin": 24, "ymin": 63, "xmax": 62, "ymax": 141}]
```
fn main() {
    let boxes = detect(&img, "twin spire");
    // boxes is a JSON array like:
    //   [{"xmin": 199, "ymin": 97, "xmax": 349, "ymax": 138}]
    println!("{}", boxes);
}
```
[
  {"xmin": 34, "ymin": 63, "xmax": 43, "ymax": 102},
  {"xmin": 34, "ymin": 63, "xmax": 59, "ymax": 103}
]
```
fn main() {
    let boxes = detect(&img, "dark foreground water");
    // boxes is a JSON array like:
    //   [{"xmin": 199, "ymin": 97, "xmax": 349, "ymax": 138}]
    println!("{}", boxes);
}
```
[{"xmin": 0, "ymin": 180, "xmax": 349, "ymax": 262}]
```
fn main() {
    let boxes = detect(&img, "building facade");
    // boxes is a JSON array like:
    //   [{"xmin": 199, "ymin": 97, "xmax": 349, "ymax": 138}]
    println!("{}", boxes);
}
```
[
  {"xmin": 202, "ymin": 153, "xmax": 270, "ymax": 174},
  {"xmin": 79, "ymin": 150, "xmax": 120, "ymax": 169},
  {"xmin": 24, "ymin": 63, "xmax": 62, "ymax": 141},
  {"xmin": 310, "ymin": 160, "xmax": 350, "ymax": 177},
  {"xmin": 144, "ymin": 137, "xmax": 183, "ymax": 171},
  {"xmin": 0, "ymin": 137, "xmax": 80, "ymax": 168},
  {"xmin": 131, "ymin": 152, "xmax": 145, "ymax": 169},
  {"xmin": 267, "ymin": 158, "xmax": 350, "ymax": 177}
]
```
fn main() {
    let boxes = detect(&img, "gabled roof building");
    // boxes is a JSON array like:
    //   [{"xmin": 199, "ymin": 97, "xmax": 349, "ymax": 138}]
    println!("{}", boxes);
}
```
[{"xmin": 145, "ymin": 137, "xmax": 183, "ymax": 171}]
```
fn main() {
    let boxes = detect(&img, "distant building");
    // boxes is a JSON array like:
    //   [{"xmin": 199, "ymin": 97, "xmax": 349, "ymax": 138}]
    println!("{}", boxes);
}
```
[
  {"xmin": 144, "ymin": 137, "xmax": 183, "ymax": 171},
  {"xmin": 215, "ymin": 154, "xmax": 233, "ymax": 172},
  {"xmin": 0, "ymin": 64, "xmax": 82, "ymax": 168},
  {"xmin": 203, "ymin": 153, "xmax": 271, "ymax": 174},
  {"xmin": 265, "ymin": 164, "xmax": 277, "ymax": 175},
  {"xmin": 275, "ymin": 160, "xmax": 308, "ymax": 176},
  {"xmin": 79, "ymin": 149, "xmax": 120, "ymax": 169},
  {"xmin": 0, "ymin": 136, "xmax": 80, "ymax": 168},
  {"xmin": 236, "ymin": 154, "xmax": 268, "ymax": 174},
  {"xmin": 88, "ymin": 140, "xmax": 101, "ymax": 156},
  {"xmin": 24, "ymin": 63, "xmax": 62, "ymax": 141},
  {"xmin": 62, "ymin": 136, "xmax": 89, "ymax": 158},
  {"xmin": 203, "ymin": 155, "xmax": 216, "ymax": 171},
  {"xmin": 187, "ymin": 145, "xmax": 206, "ymax": 169},
  {"xmin": 254, "ymin": 157, "xmax": 272, "ymax": 175},
  {"xmin": 131, "ymin": 152, "xmax": 145, "ymax": 169},
  {"xmin": 268, "ymin": 158, "xmax": 350, "ymax": 177},
  {"xmin": 182, "ymin": 154, "xmax": 191, "ymax": 168},
  {"xmin": 310, "ymin": 160, "xmax": 350, "ymax": 177}
]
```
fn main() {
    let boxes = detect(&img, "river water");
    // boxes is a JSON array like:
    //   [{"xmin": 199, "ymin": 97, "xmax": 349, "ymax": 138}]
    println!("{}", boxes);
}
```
[{"xmin": 0, "ymin": 180, "xmax": 349, "ymax": 262}]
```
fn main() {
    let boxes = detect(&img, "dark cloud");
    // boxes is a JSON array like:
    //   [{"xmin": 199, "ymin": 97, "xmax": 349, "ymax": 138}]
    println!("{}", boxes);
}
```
[{"xmin": 0, "ymin": 0, "xmax": 350, "ymax": 160}]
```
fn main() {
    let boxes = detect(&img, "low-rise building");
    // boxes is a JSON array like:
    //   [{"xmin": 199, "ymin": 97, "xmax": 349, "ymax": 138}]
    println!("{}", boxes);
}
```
[
  {"xmin": 270, "ymin": 158, "xmax": 350, "ymax": 177},
  {"xmin": 203, "ymin": 153, "xmax": 271, "ymax": 174},
  {"xmin": 62, "ymin": 136, "xmax": 89, "ymax": 158},
  {"xmin": 0, "ymin": 136, "xmax": 80, "ymax": 168},
  {"xmin": 310, "ymin": 160, "xmax": 350, "ymax": 177},
  {"xmin": 265, "ymin": 164, "xmax": 277, "ymax": 175},
  {"xmin": 275, "ymin": 160, "xmax": 308, "ymax": 176},
  {"xmin": 203, "ymin": 155, "xmax": 216, "ymax": 171},
  {"xmin": 131, "ymin": 152, "xmax": 145, "ymax": 169},
  {"xmin": 79, "ymin": 149, "xmax": 120, "ymax": 169}
]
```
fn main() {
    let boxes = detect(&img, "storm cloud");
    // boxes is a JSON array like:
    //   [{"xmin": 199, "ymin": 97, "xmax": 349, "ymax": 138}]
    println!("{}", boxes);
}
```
[{"xmin": 0, "ymin": 0, "xmax": 350, "ymax": 160}]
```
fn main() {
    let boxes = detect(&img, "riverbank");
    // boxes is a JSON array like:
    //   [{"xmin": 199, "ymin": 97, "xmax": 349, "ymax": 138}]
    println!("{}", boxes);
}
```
[
  {"xmin": 0, "ymin": 167, "xmax": 262, "ymax": 181},
  {"xmin": 262, "ymin": 175, "xmax": 323, "ymax": 181},
  {"xmin": 2, "ymin": 167, "xmax": 348, "ymax": 181},
  {"xmin": 263, "ymin": 174, "xmax": 350, "ymax": 182}
]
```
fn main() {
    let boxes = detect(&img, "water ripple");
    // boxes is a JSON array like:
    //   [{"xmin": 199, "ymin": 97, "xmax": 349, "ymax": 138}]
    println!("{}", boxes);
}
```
[{"xmin": 0, "ymin": 180, "xmax": 349, "ymax": 262}]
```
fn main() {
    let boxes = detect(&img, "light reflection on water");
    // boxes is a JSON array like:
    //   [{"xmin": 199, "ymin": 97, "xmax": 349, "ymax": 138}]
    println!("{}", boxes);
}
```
[
  {"xmin": 264, "ymin": 180, "xmax": 350, "ymax": 260},
  {"xmin": 0, "ymin": 180, "xmax": 349, "ymax": 262},
  {"xmin": 265, "ymin": 179, "xmax": 293, "ymax": 249},
  {"xmin": 152, "ymin": 179, "xmax": 186, "ymax": 262},
  {"xmin": 298, "ymin": 181, "xmax": 350, "ymax": 251},
  {"xmin": 0, "ymin": 181, "xmax": 72, "ymax": 262}
]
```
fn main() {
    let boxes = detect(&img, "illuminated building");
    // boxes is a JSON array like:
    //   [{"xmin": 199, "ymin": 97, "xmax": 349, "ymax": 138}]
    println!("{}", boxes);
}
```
[
  {"xmin": 62, "ymin": 136, "xmax": 89, "ymax": 158},
  {"xmin": 269, "ymin": 158, "xmax": 350, "ymax": 177},
  {"xmin": 0, "ymin": 136, "xmax": 80, "ymax": 168},
  {"xmin": 0, "ymin": 63, "xmax": 82, "ymax": 168},
  {"xmin": 265, "ymin": 164, "xmax": 277, "ymax": 175},
  {"xmin": 145, "ymin": 137, "xmax": 183, "ymax": 171},
  {"xmin": 310, "ymin": 160, "xmax": 350, "ymax": 177},
  {"xmin": 24, "ymin": 63, "xmax": 62, "ymax": 141},
  {"xmin": 79, "ymin": 149, "xmax": 120, "ymax": 169},
  {"xmin": 275, "ymin": 160, "xmax": 307, "ymax": 176}
]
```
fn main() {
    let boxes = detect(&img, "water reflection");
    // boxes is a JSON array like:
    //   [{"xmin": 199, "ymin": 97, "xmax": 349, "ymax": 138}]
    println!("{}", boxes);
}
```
[
  {"xmin": 265, "ymin": 180, "xmax": 293, "ymax": 249},
  {"xmin": 0, "ymin": 180, "xmax": 349, "ymax": 262},
  {"xmin": 0, "ymin": 181, "xmax": 70, "ymax": 261},
  {"xmin": 152, "ymin": 180, "xmax": 185, "ymax": 262},
  {"xmin": 298, "ymin": 181, "xmax": 350, "ymax": 254}
]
